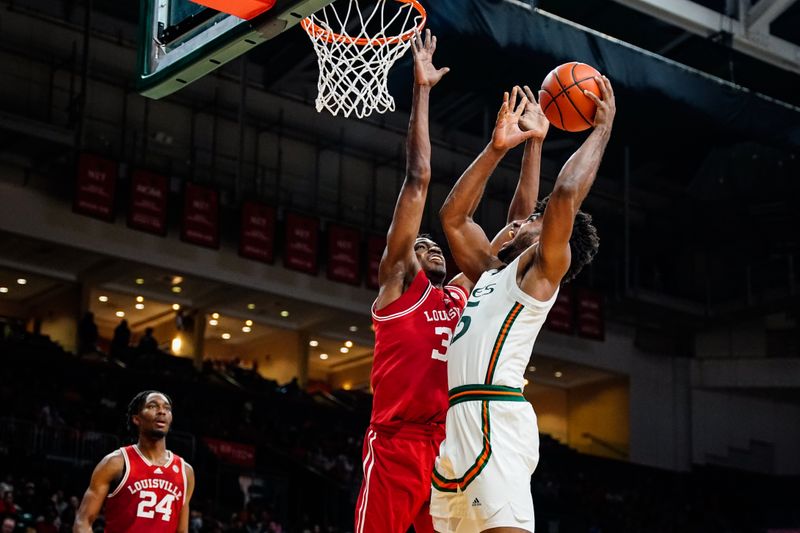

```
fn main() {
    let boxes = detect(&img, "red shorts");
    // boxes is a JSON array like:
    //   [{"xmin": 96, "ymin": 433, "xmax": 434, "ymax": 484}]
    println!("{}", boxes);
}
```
[{"xmin": 354, "ymin": 422, "xmax": 445, "ymax": 533}]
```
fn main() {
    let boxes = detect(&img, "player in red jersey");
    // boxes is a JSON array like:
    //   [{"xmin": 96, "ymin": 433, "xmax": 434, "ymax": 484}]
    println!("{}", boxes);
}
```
[
  {"xmin": 74, "ymin": 391, "xmax": 194, "ymax": 533},
  {"xmin": 355, "ymin": 30, "xmax": 549, "ymax": 533}
]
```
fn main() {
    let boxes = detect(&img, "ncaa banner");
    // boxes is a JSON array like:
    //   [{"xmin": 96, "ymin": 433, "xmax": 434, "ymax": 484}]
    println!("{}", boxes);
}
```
[{"xmin": 128, "ymin": 169, "xmax": 169, "ymax": 236}]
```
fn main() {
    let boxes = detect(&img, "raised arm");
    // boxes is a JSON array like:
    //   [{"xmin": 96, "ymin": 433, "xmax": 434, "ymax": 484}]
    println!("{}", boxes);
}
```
[
  {"xmin": 440, "ymin": 87, "xmax": 537, "ymax": 282},
  {"xmin": 375, "ymin": 29, "xmax": 449, "ymax": 308},
  {"xmin": 73, "ymin": 451, "xmax": 124, "ymax": 533},
  {"xmin": 522, "ymin": 76, "xmax": 615, "ymax": 295}
]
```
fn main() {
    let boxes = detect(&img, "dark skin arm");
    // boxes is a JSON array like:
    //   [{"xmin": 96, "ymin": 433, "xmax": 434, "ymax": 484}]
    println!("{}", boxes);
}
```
[
  {"xmin": 176, "ymin": 463, "xmax": 195, "ymax": 533},
  {"xmin": 520, "ymin": 76, "xmax": 616, "ymax": 299},
  {"xmin": 375, "ymin": 29, "xmax": 450, "ymax": 309},
  {"xmin": 73, "ymin": 451, "xmax": 125, "ymax": 533},
  {"xmin": 440, "ymin": 87, "xmax": 538, "ymax": 283}
]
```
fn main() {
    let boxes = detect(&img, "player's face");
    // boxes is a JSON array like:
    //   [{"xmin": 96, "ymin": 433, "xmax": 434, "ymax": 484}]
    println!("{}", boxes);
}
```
[
  {"xmin": 134, "ymin": 393, "xmax": 173, "ymax": 439},
  {"xmin": 497, "ymin": 213, "xmax": 543, "ymax": 264},
  {"xmin": 414, "ymin": 238, "xmax": 447, "ymax": 285}
]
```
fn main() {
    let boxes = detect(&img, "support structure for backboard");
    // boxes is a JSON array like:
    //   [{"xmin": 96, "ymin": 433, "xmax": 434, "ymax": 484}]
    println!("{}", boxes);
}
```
[{"xmin": 137, "ymin": 0, "xmax": 334, "ymax": 99}]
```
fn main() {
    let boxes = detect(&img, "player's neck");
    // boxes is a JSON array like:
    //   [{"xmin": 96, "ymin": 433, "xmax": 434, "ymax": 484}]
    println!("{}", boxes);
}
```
[{"xmin": 136, "ymin": 437, "xmax": 168, "ymax": 464}]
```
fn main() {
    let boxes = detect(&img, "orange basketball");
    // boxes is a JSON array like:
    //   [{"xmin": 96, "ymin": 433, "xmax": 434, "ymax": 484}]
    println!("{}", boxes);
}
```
[{"xmin": 539, "ymin": 62, "xmax": 602, "ymax": 132}]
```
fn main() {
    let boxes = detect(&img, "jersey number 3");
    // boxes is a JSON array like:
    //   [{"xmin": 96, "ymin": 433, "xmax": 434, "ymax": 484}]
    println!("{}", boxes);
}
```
[
  {"xmin": 431, "ymin": 327, "xmax": 452, "ymax": 362},
  {"xmin": 137, "ymin": 491, "xmax": 174, "ymax": 522}
]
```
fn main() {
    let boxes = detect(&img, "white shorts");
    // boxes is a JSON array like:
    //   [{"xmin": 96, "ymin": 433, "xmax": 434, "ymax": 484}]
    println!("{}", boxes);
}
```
[{"xmin": 431, "ymin": 399, "xmax": 540, "ymax": 533}]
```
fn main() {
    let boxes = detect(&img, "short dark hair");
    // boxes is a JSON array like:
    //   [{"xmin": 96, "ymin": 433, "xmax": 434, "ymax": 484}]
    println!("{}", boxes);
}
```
[
  {"xmin": 126, "ymin": 390, "xmax": 172, "ymax": 437},
  {"xmin": 415, "ymin": 233, "xmax": 433, "ymax": 242},
  {"xmin": 535, "ymin": 196, "xmax": 599, "ymax": 284}
]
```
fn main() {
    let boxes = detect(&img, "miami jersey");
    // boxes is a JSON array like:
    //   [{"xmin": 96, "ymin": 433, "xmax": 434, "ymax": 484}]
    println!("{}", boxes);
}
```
[
  {"xmin": 105, "ymin": 445, "xmax": 187, "ymax": 533},
  {"xmin": 370, "ymin": 269, "xmax": 469, "ymax": 426}
]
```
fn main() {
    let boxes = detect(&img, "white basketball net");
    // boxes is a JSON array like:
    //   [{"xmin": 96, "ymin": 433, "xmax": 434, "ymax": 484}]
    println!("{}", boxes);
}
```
[{"xmin": 302, "ymin": 0, "xmax": 426, "ymax": 118}]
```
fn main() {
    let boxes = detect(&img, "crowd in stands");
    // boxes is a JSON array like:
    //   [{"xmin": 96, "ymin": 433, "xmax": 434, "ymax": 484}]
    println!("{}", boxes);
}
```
[{"xmin": 1, "ymin": 330, "xmax": 799, "ymax": 532}]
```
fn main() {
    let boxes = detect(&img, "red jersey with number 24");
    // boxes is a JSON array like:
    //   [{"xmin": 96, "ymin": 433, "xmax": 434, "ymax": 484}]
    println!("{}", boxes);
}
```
[
  {"xmin": 105, "ymin": 445, "xmax": 187, "ymax": 533},
  {"xmin": 370, "ymin": 269, "xmax": 469, "ymax": 427}
]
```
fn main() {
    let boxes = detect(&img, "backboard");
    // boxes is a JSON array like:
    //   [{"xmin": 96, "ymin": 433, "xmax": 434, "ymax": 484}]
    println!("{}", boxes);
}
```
[{"xmin": 137, "ymin": 0, "xmax": 334, "ymax": 99}]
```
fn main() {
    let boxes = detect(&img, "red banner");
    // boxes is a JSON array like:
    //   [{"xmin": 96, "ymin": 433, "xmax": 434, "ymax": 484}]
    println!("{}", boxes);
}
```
[
  {"xmin": 74, "ymin": 153, "xmax": 117, "ymax": 221},
  {"xmin": 128, "ymin": 169, "xmax": 169, "ymax": 236},
  {"xmin": 239, "ymin": 202, "xmax": 276, "ymax": 263},
  {"xmin": 576, "ymin": 288, "xmax": 604, "ymax": 340},
  {"xmin": 284, "ymin": 212, "xmax": 319, "ymax": 274},
  {"xmin": 366, "ymin": 235, "xmax": 386, "ymax": 290},
  {"xmin": 181, "ymin": 183, "xmax": 219, "ymax": 249},
  {"xmin": 203, "ymin": 437, "xmax": 255, "ymax": 468},
  {"xmin": 327, "ymin": 224, "xmax": 361, "ymax": 285},
  {"xmin": 545, "ymin": 287, "xmax": 574, "ymax": 334}
]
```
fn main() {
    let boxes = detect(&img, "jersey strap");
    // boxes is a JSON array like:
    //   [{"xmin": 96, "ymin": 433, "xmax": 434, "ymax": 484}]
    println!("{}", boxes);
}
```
[{"xmin": 371, "ymin": 269, "xmax": 432, "ymax": 322}]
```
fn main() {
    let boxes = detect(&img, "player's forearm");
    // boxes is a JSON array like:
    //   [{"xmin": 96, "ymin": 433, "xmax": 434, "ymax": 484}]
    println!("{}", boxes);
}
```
[
  {"xmin": 441, "ymin": 144, "xmax": 506, "ymax": 226},
  {"xmin": 507, "ymin": 138, "xmax": 543, "ymax": 222},
  {"xmin": 406, "ymin": 85, "xmax": 432, "ymax": 183},
  {"xmin": 552, "ymin": 125, "xmax": 611, "ymax": 206}
]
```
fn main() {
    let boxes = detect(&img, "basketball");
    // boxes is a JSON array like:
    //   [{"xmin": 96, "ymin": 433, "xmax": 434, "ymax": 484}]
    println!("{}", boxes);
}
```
[{"xmin": 539, "ymin": 62, "xmax": 602, "ymax": 132}]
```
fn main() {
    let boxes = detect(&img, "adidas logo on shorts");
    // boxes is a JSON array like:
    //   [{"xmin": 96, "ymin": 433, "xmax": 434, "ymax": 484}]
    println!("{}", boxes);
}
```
[{"xmin": 471, "ymin": 498, "xmax": 481, "ymax": 507}]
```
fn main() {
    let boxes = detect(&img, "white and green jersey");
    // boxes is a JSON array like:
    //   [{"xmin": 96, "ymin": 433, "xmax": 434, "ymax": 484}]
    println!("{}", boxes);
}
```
[{"xmin": 446, "ymin": 254, "xmax": 559, "ymax": 391}]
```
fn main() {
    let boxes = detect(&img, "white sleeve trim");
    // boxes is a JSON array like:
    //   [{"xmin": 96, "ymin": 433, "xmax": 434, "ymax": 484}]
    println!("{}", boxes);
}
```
[
  {"xmin": 371, "ymin": 283, "xmax": 433, "ymax": 322},
  {"xmin": 505, "ymin": 256, "xmax": 560, "ymax": 311},
  {"xmin": 107, "ymin": 448, "xmax": 130, "ymax": 498}
]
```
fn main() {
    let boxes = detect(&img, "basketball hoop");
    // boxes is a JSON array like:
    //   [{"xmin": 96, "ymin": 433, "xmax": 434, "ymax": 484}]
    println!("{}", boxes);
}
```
[{"xmin": 301, "ymin": 0, "xmax": 427, "ymax": 118}]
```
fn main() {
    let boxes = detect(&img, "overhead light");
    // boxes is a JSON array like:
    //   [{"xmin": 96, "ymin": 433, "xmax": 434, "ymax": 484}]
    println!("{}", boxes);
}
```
[
  {"xmin": 16, "ymin": 278, "xmax": 27, "ymax": 285},
  {"xmin": 319, "ymin": 353, "xmax": 329, "ymax": 360},
  {"xmin": 242, "ymin": 326, "xmax": 252, "ymax": 333},
  {"xmin": 309, "ymin": 340, "xmax": 319, "ymax": 347},
  {"xmin": 136, "ymin": 296, "xmax": 144, "ymax": 303},
  {"xmin": 171, "ymin": 336, "xmax": 182, "ymax": 354},
  {"xmin": 524, "ymin": 378, "xmax": 529, "ymax": 386},
  {"xmin": 280, "ymin": 310, "xmax": 289, "ymax": 318},
  {"xmin": 135, "ymin": 278, "xmax": 145, "ymax": 285},
  {"xmin": 342, "ymin": 383, "xmax": 352, "ymax": 391},
  {"xmin": 209, "ymin": 319, "xmax": 218, "ymax": 326},
  {"xmin": 211, "ymin": 312, "xmax": 220, "ymax": 319},
  {"xmin": 554, "ymin": 371, "xmax": 563, "ymax": 378},
  {"xmin": 344, "ymin": 340, "xmax": 353, "ymax": 348},
  {"xmin": 135, "ymin": 303, "xmax": 145, "ymax": 310},
  {"xmin": 172, "ymin": 304, "xmax": 181, "ymax": 311},
  {"xmin": 115, "ymin": 311, "xmax": 125, "ymax": 318},
  {"xmin": 0, "ymin": 287, "xmax": 8, "ymax": 294},
  {"xmin": 98, "ymin": 295, "xmax": 108, "ymax": 302},
  {"xmin": 221, "ymin": 333, "xmax": 231, "ymax": 340},
  {"xmin": 349, "ymin": 326, "xmax": 358, "ymax": 332},
  {"xmin": 245, "ymin": 319, "xmax": 253, "ymax": 326},
  {"xmin": 340, "ymin": 347, "xmax": 349, "ymax": 354},
  {"xmin": 247, "ymin": 303, "xmax": 256, "ymax": 310},
  {"xmin": 528, "ymin": 366, "xmax": 536, "ymax": 372},
  {"xmin": 172, "ymin": 276, "xmax": 183, "ymax": 285},
  {"xmin": 171, "ymin": 286, "xmax": 182, "ymax": 294}
]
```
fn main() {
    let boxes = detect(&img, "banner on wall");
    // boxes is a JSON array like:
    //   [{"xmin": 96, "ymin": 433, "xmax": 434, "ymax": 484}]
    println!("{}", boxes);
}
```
[
  {"xmin": 327, "ymin": 224, "xmax": 361, "ymax": 285},
  {"xmin": 576, "ymin": 288, "xmax": 605, "ymax": 340},
  {"xmin": 284, "ymin": 212, "xmax": 319, "ymax": 274},
  {"xmin": 74, "ymin": 153, "xmax": 117, "ymax": 221},
  {"xmin": 366, "ymin": 235, "xmax": 386, "ymax": 290},
  {"xmin": 181, "ymin": 182, "xmax": 219, "ymax": 249},
  {"xmin": 203, "ymin": 437, "xmax": 256, "ymax": 468},
  {"xmin": 128, "ymin": 169, "xmax": 169, "ymax": 236},
  {"xmin": 239, "ymin": 202, "xmax": 276, "ymax": 263},
  {"xmin": 544, "ymin": 287, "xmax": 574, "ymax": 334}
]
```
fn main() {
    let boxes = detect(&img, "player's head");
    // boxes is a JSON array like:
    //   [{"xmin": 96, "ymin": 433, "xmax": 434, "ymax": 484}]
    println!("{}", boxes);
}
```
[
  {"xmin": 415, "ymin": 234, "xmax": 447, "ymax": 286},
  {"xmin": 126, "ymin": 390, "xmax": 173, "ymax": 440},
  {"xmin": 497, "ymin": 196, "xmax": 599, "ymax": 283}
]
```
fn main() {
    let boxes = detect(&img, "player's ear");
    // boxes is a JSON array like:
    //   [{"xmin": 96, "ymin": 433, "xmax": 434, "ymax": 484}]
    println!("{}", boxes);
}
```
[{"xmin": 132, "ymin": 415, "xmax": 141, "ymax": 428}]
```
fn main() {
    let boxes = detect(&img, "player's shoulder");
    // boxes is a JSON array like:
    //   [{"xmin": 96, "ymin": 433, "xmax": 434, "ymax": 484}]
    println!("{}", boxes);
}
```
[{"xmin": 94, "ymin": 448, "xmax": 126, "ymax": 477}]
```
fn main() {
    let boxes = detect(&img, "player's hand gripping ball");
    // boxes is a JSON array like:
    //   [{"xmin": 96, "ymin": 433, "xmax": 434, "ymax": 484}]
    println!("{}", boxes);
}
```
[{"xmin": 539, "ymin": 62, "xmax": 602, "ymax": 132}]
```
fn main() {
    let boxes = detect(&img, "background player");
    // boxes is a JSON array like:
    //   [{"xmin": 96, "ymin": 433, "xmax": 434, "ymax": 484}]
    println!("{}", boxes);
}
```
[
  {"xmin": 431, "ymin": 80, "xmax": 614, "ymax": 532},
  {"xmin": 73, "ymin": 391, "xmax": 195, "ymax": 533},
  {"xmin": 358, "ymin": 30, "xmax": 552, "ymax": 532}
]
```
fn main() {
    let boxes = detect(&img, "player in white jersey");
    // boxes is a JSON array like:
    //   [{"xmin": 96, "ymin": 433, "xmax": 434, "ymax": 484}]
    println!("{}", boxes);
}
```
[{"xmin": 431, "ymin": 79, "xmax": 615, "ymax": 533}]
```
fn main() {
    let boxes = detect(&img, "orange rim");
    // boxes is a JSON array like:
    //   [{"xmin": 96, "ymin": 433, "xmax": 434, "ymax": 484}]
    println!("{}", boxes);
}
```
[{"xmin": 301, "ymin": 0, "xmax": 427, "ymax": 46}]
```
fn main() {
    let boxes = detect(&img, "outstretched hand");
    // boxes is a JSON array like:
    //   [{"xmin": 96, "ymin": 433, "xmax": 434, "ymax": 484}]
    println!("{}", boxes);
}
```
[
  {"xmin": 584, "ymin": 76, "xmax": 616, "ymax": 129},
  {"xmin": 519, "ymin": 85, "xmax": 549, "ymax": 141},
  {"xmin": 491, "ymin": 86, "xmax": 539, "ymax": 152},
  {"xmin": 412, "ymin": 29, "xmax": 450, "ymax": 88}
]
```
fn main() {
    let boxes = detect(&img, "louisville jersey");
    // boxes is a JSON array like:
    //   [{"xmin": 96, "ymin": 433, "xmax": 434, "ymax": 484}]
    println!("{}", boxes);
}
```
[
  {"xmin": 370, "ymin": 269, "xmax": 469, "ymax": 426},
  {"xmin": 105, "ymin": 445, "xmax": 187, "ymax": 533}
]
